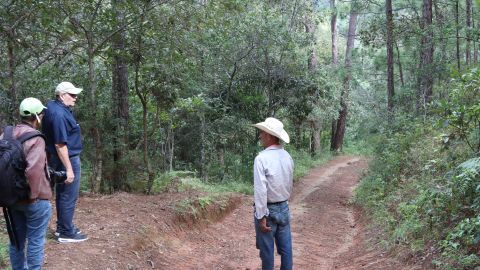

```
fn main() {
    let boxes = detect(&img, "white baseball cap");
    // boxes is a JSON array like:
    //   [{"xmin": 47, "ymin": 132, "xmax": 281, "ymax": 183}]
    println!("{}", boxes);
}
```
[
  {"xmin": 55, "ymin": 81, "xmax": 83, "ymax": 95},
  {"xmin": 19, "ymin": 97, "xmax": 47, "ymax": 117}
]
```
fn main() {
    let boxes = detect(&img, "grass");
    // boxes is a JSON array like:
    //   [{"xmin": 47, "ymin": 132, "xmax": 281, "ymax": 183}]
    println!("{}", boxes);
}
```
[
  {"xmin": 0, "ymin": 229, "xmax": 10, "ymax": 269},
  {"xmin": 150, "ymin": 172, "xmax": 253, "ymax": 195},
  {"xmin": 174, "ymin": 194, "xmax": 223, "ymax": 218},
  {"xmin": 173, "ymin": 193, "xmax": 242, "ymax": 228}
]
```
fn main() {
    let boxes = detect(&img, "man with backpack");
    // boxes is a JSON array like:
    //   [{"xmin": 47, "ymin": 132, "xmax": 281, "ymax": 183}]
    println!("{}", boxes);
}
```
[
  {"xmin": 42, "ymin": 81, "xmax": 87, "ymax": 243},
  {"xmin": 0, "ymin": 97, "xmax": 52, "ymax": 270}
]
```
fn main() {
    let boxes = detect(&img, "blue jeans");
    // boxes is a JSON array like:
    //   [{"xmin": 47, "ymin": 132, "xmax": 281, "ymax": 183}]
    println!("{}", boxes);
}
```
[
  {"xmin": 255, "ymin": 202, "xmax": 293, "ymax": 270},
  {"xmin": 49, "ymin": 155, "xmax": 81, "ymax": 236},
  {"xmin": 9, "ymin": 200, "xmax": 52, "ymax": 270}
]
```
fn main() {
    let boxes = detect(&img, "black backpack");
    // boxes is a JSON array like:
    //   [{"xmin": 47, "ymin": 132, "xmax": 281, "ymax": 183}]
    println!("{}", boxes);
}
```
[{"xmin": 0, "ymin": 126, "xmax": 44, "ymax": 207}]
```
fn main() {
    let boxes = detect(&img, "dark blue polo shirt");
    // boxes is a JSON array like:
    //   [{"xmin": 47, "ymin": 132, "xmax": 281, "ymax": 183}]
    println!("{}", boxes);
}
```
[{"xmin": 42, "ymin": 100, "xmax": 83, "ymax": 157}]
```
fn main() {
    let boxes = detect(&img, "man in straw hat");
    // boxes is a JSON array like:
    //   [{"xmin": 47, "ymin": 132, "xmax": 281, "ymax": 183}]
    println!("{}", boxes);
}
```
[{"xmin": 252, "ymin": 117, "xmax": 294, "ymax": 270}]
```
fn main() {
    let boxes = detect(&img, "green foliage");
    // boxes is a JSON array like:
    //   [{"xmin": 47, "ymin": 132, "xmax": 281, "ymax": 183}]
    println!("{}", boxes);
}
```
[
  {"xmin": 1, "ymin": 0, "xmax": 342, "ymax": 193},
  {"xmin": 355, "ymin": 117, "xmax": 439, "ymax": 247},
  {"xmin": 0, "ymin": 221, "xmax": 10, "ymax": 269},
  {"xmin": 355, "ymin": 64, "xmax": 480, "ymax": 269},
  {"xmin": 0, "ymin": 240, "xmax": 8, "ymax": 269},
  {"xmin": 439, "ymin": 68, "xmax": 480, "ymax": 154},
  {"xmin": 174, "ymin": 194, "xmax": 229, "ymax": 219},
  {"xmin": 149, "ymin": 171, "xmax": 252, "ymax": 195},
  {"xmin": 438, "ymin": 216, "xmax": 480, "ymax": 269},
  {"xmin": 175, "ymin": 198, "xmax": 199, "ymax": 217},
  {"xmin": 442, "ymin": 216, "xmax": 480, "ymax": 250}
]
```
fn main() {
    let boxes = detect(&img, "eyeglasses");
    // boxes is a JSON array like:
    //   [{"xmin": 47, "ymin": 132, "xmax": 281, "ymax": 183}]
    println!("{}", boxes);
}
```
[{"xmin": 66, "ymin": 93, "xmax": 78, "ymax": 99}]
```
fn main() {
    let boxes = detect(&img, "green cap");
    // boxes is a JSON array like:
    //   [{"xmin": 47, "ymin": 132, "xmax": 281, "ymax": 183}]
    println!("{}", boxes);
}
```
[{"xmin": 19, "ymin": 97, "xmax": 47, "ymax": 117}]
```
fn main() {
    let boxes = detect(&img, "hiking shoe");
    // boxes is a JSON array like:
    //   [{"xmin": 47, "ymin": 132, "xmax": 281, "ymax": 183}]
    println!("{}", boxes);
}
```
[
  {"xmin": 54, "ymin": 227, "xmax": 82, "ymax": 237},
  {"xmin": 57, "ymin": 232, "xmax": 88, "ymax": 243}
]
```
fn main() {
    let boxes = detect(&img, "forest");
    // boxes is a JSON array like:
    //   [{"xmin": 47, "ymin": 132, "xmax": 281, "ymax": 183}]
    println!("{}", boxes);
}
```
[{"xmin": 1, "ymin": 0, "xmax": 480, "ymax": 269}]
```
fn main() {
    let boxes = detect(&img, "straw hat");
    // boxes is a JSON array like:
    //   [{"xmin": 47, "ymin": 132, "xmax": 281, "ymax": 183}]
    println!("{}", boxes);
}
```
[{"xmin": 253, "ymin": 117, "xmax": 290, "ymax": 143}]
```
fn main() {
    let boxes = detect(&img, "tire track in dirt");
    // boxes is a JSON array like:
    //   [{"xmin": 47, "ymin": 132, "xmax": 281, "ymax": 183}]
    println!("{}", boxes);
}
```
[
  {"xmin": 289, "ymin": 156, "xmax": 363, "ymax": 270},
  {"xmin": 160, "ymin": 156, "xmax": 372, "ymax": 269}
]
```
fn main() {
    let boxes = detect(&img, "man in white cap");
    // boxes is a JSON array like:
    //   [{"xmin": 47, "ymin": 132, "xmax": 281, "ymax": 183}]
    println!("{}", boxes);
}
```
[
  {"xmin": 252, "ymin": 117, "xmax": 294, "ymax": 270},
  {"xmin": 42, "ymin": 82, "xmax": 87, "ymax": 243},
  {"xmin": 1, "ymin": 98, "xmax": 52, "ymax": 269}
]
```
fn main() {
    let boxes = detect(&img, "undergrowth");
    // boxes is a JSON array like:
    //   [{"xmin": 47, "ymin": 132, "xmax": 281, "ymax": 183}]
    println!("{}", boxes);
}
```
[
  {"xmin": 356, "ymin": 120, "xmax": 480, "ymax": 269},
  {"xmin": 149, "ymin": 147, "xmax": 332, "ymax": 195},
  {"xmin": 0, "ymin": 219, "xmax": 10, "ymax": 269},
  {"xmin": 355, "ymin": 68, "xmax": 480, "ymax": 270}
]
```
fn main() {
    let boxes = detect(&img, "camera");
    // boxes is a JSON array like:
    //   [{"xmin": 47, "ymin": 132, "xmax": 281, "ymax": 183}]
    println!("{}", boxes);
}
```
[{"xmin": 48, "ymin": 166, "xmax": 67, "ymax": 183}]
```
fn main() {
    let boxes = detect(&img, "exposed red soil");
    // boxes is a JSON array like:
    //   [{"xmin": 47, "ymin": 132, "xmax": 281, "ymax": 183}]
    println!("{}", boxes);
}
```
[{"xmin": 5, "ymin": 155, "xmax": 430, "ymax": 269}]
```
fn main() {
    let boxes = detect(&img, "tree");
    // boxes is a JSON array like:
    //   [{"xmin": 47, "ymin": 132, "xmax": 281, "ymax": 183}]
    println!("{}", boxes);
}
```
[
  {"xmin": 0, "ymin": 1, "xmax": 40, "ymax": 125},
  {"xmin": 331, "ymin": 1, "xmax": 358, "ymax": 152},
  {"xmin": 330, "ymin": 0, "xmax": 339, "ymax": 151},
  {"xmin": 417, "ymin": 0, "xmax": 434, "ymax": 112},
  {"xmin": 111, "ymin": 0, "xmax": 130, "ymax": 191},
  {"xmin": 456, "ymin": 0, "xmax": 461, "ymax": 70},
  {"xmin": 466, "ymin": 0, "xmax": 472, "ymax": 65},
  {"xmin": 306, "ymin": 4, "xmax": 321, "ymax": 156},
  {"xmin": 386, "ymin": 0, "xmax": 394, "ymax": 114},
  {"xmin": 1, "ymin": 0, "xmax": 336, "ymax": 190},
  {"xmin": 59, "ymin": 0, "xmax": 127, "ymax": 192},
  {"xmin": 330, "ymin": 0, "xmax": 338, "ymax": 66},
  {"xmin": 131, "ymin": 0, "xmax": 157, "ymax": 193}
]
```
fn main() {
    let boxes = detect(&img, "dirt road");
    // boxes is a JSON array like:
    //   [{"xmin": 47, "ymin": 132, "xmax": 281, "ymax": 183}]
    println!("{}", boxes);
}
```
[{"xmin": 41, "ymin": 155, "xmax": 420, "ymax": 269}]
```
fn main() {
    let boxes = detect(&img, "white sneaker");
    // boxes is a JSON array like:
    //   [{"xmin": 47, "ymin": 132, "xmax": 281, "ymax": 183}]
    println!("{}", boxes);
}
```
[
  {"xmin": 54, "ymin": 228, "xmax": 82, "ymax": 237},
  {"xmin": 57, "ymin": 232, "xmax": 88, "ymax": 243}
]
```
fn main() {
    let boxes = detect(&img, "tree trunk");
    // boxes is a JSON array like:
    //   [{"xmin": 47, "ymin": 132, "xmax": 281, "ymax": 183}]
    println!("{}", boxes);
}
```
[
  {"xmin": 87, "ymin": 46, "xmax": 103, "ymax": 193},
  {"xmin": 111, "ymin": 0, "xmax": 130, "ymax": 191},
  {"xmin": 200, "ymin": 112, "xmax": 207, "ymax": 181},
  {"xmin": 433, "ymin": 0, "xmax": 447, "ymax": 81},
  {"xmin": 306, "ymin": 11, "xmax": 321, "ymax": 156},
  {"xmin": 474, "ymin": 7, "xmax": 478, "ymax": 62},
  {"xmin": 135, "ymin": 50, "xmax": 155, "ymax": 194},
  {"xmin": 466, "ymin": 0, "xmax": 472, "ymax": 65},
  {"xmin": 132, "ymin": 3, "xmax": 155, "ymax": 194},
  {"xmin": 7, "ymin": 36, "xmax": 18, "ymax": 123},
  {"xmin": 167, "ymin": 125, "xmax": 174, "ymax": 172},
  {"xmin": 456, "ymin": 0, "xmax": 461, "ymax": 70},
  {"xmin": 417, "ymin": 0, "xmax": 434, "ymax": 112},
  {"xmin": 330, "ymin": 120, "xmax": 337, "ymax": 151},
  {"xmin": 330, "ymin": 0, "xmax": 338, "ymax": 65},
  {"xmin": 331, "ymin": 2, "xmax": 358, "ymax": 152},
  {"xmin": 311, "ymin": 120, "xmax": 321, "ymax": 157},
  {"xmin": 218, "ymin": 145, "xmax": 225, "ymax": 181},
  {"xmin": 294, "ymin": 121, "xmax": 302, "ymax": 150},
  {"xmin": 329, "ymin": 0, "xmax": 339, "ymax": 151},
  {"xmin": 395, "ymin": 42, "xmax": 405, "ymax": 87},
  {"xmin": 386, "ymin": 0, "xmax": 395, "ymax": 114},
  {"xmin": 306, "ymin": 20, "xmax": 318, "ymax": 70}
]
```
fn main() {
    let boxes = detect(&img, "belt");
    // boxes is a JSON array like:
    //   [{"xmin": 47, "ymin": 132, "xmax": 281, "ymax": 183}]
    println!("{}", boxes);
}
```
[
  {"xmin": 253, "ymin": 200, "xmax": 288, "ymax": 207},
  {"xmin": 267, "ymin": 200, "xmax": 288, "ymax": 205}
]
